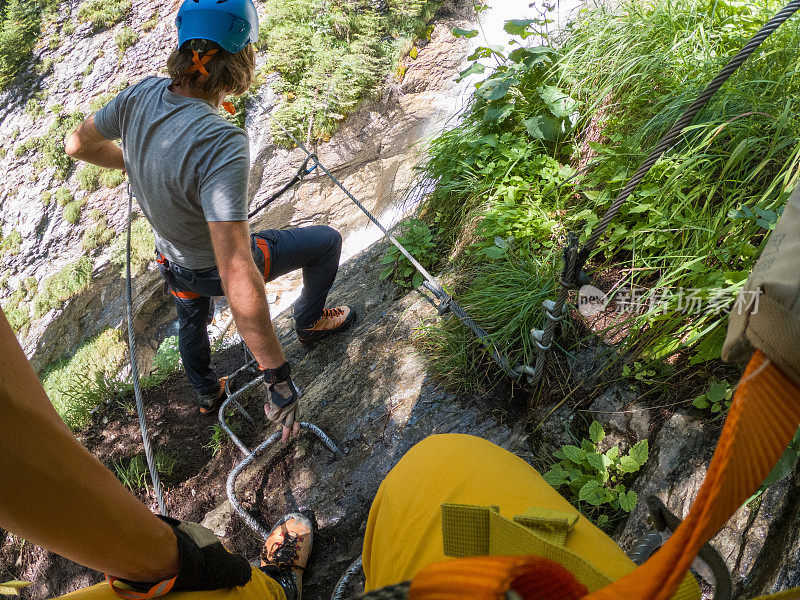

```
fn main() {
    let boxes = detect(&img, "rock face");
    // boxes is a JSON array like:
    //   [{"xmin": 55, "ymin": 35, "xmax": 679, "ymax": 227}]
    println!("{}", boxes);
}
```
[
  {"xmin": 565, "ymin": 387, "xmax": 800, "ymax": 598},
  {"xmin": 0, "ymin": 0, "xmax": 475, "ymax": 373}
]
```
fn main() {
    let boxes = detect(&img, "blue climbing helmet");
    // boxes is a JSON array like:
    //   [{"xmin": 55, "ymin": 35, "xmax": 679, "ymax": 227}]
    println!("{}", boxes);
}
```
[{"xmin": 176, "ymin": 0, "xmax": 259, "ymax": 54}]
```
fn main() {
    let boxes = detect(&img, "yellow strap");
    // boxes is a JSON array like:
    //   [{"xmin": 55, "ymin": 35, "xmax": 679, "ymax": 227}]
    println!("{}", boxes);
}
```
[
  {"xmin": 513, "ymin": 506, "xmax": 578, "ymax": 547},
  {"xmin": 441, "ymin": 503, "xmax": 697, "ymax": 599}
]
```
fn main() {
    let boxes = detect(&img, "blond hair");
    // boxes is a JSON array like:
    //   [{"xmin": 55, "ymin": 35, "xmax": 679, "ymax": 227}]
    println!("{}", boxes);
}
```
[{"xmin": 166, "ymin": 44, "xmax": 255, "ymax": 96}]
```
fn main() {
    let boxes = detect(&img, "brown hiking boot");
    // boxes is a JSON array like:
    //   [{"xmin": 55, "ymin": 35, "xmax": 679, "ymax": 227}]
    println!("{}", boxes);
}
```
[
  {"xmin": 197, "ymin": 377, "xmax": 227, "ymax": 414},
  {"xmin": 260, "ymin": 513, "xmax": 314, "ymax": 600},
  {"xmin": 296, "ymin": 306, "xmax": 355, "ymax": 343}
]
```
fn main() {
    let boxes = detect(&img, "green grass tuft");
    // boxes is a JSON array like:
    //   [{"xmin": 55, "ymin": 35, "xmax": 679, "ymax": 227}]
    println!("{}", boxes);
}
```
[
  {"xmin": 31, "ymin": 256, "xmax": 92, "ymax": 318},
  {"xmin": 77, "ymin": 0, "xmax": 131, "ymax": 34}
]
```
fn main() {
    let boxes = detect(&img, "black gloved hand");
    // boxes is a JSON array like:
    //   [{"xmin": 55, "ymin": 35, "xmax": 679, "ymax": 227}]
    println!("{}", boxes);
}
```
[
  {"xmin": 262, "ymin": 363, "xmax": 300, "ymax": 435},
  {"xmin": 109, "ymin": 516, "xmax": 252, "ymax": 596}
]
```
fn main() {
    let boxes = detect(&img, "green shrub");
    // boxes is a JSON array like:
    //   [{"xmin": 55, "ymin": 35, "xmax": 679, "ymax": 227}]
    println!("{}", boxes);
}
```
[
  {"xmin": 41, "ymin": 110, "xmax": 84, "ymax": 179},
  {"xmin": 110, "ymin": 217, "xmax": 155, "ymax": 276},
  {"xmin": 379, "ymin": 219, "xmax": 438, "ymax": 289},
  {"xmin": 81, "ymin": 219, "xmax": 115, "ymax": 251},
  {"xmin": 2, "ymin": 289, "xmax": 30, "ymax": 334},
  {"xmin": 141, "ymin": 9, "xmax": 159, "ymax": 33},
  {"xmin": 63, "ymin": 199, "xmax": 86, "ymax": 224},
  {"xmin": 40, "ymin": 327, "xmax": 125, "ymax": 429},
  {"xmin": 543, "ymin": 421, "xmax": 649, "ymax": 528},
  {"xmin": 261, "ymin": 0, "xmax": 442, "ymax": 145},
  {"xmin": 23, "ymin": 276, "xmax": 38, "ymax": 298},
  {"xmin": 0, "ymin": 229, "xmax": 22, "ymax": 255},
  {"xmin": 114, "ymin": 455, "xmax": 149, "ymax": 491},
  {"xmin": 77, "ymin": 164, "xmax": 101, "ymax": 191},
  {"xmin": 100, "ymin": 168, "xmax": 125, "ymax": 188},
  {"xmin": 89, "ymin": 92, "xmax": 114, "ymax": 111},
  {"xmin": 53, "ymin": 187, "xmax": 73, "ymax": 206},
  {"xmin": 0, "ymin": 0, "xmax": 58, "ymax": 89},
  {"xmin": 41, "ymin": 190, "xmax": 52, "ymax": 205},
  {"xmin": 692, "ymin": 379, "xmax": 733, "ymax": 415},
  {"xmin": 77, "ymin": 0, "xmax": 131, "ymax": 33},
  {"xmin": 31, "ymin": 256, "xmax": 92, "ymax": 317},
  {"xmin": 114, "ymin": 27, "xmax": 137, "ymax": 53},
  {"xmin": 417, "ymin": 0, "xmax": 800, "ymax": 383}
]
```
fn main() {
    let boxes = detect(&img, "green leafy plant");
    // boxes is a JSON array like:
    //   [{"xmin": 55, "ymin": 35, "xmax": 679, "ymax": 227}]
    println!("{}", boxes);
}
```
[
  {"xmin": 77, "ymin": 0, "xmax": 131, "ymax": 33},
  {"xmin": 204, "ymin": 419, "xmax": 240, "ymax": 456},
  {"xmin": 31, "ymin": 256, "xmax": 93, "ymax": 318},
  {"xmin": 543, "ymin": 421, "xmax": 649, "ymax": 527},
  {"xmin": 692, "ymin": 379, "xmax": 733, "ymax": 414},
  {"xmin": 0, "ymin": 229, "xmax": 22, "ymax": 256},
  {"xmin": 622, "ymin": 362, "xmax": 657, "ymax": 382},
  {"xmin": 0, "ymin": 0, "xmax": 59, "ymax": 89},
  {"xmin": 114, "ymin": 455, "xmax": 149, "ymax": 491},
  {"xmin": 379, "ymin": 218, "xmax": 438, "ymax": 289},
  {"xmin": 63, "ymin": 199, "xmax": 86, "ymax": 224},
  {"xmin": 114, "ymin": 27, "xmax": 138, "ymax": 53}
]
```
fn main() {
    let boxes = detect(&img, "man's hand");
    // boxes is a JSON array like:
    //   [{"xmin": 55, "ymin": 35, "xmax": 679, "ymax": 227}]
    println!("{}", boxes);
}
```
[
  {"xmin": 266, "ymin": 381, "xmax": 300, "ymax": 442},
  {"xmin": 262, "ymin": 362, "xmax": 300, "ymax": 442}
]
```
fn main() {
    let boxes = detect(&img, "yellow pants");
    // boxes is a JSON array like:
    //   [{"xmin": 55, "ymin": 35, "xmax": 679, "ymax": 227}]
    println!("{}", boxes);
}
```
[{"xmin": 57, "ymin": 434, "xmax": 695, "ymax": 599}]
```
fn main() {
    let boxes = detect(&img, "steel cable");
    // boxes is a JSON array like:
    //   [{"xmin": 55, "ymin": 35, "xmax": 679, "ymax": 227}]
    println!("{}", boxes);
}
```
[
  {"xmin": 574, "ymin": 0, "xmax": 800, "ymax": 276},
  {"xmin": 126, "ymin": 184, "xmax": 167, "ymax": 515}
]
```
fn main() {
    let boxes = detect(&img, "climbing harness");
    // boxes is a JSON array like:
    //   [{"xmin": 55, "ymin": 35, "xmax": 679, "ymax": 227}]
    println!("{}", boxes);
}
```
[
  {"xmin": 517, "ymin": 0, "xmax": 800, "ymax": 385},
  {"xmin": 125, "ymin": 183, "xmax": 167, "ymax": 516}
]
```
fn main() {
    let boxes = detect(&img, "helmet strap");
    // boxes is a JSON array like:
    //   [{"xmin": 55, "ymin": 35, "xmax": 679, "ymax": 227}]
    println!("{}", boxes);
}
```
[{"xmin": 187, "ymin": 48, "xmax": 217, "ymax": 78}]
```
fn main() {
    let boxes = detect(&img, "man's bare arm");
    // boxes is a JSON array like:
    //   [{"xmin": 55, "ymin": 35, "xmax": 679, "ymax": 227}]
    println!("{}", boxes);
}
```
[
  {"xmin": 65, "ymin": 115, "xmax": 125, "ymax": 170},
  {"xmin": 208, "ymin": 220, "xmax": 286, "ymax": 369},
  {"xmin": 0, "ymin": 311, "xmax": 180, "ymax": 583}
]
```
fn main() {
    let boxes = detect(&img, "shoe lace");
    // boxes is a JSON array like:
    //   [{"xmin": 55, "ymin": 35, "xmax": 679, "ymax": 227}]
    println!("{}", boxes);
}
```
[
  {"xmin": 262, "ymin": 532, "xmax": 302, "ymax": 570},
  {"xmin": 321, "ymin": 307, "xmax": 344, "ymax": 320}
]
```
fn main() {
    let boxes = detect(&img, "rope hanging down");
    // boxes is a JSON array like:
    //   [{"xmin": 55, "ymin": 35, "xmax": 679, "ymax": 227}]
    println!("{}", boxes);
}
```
[
  {"xmin": 519, "ymin": 0, "xmax": 800, "ymax": 385},
  {"xmin": 125, "ymin": 184, "xmax": 167, "ymax": 515},
  {"xmin": 264, "ymin": 112, "xmax": 513, "ymax": 375}
]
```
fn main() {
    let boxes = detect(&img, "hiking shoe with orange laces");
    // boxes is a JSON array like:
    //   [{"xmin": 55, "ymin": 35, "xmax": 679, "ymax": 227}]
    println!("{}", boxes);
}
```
[
  {"xmin": 296, "ymin": 306, "xmax": 355, "ymax": 343},
  {"xmin": 260, "ymin": 513, "xmax": 314, "ymax": 600},
  {"xmin": 197, "ymin": 377, "xmax": 227, "ymax": 414}
]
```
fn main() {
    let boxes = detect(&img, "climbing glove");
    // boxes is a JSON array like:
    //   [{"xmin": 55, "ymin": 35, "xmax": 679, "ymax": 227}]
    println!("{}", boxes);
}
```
[
  {"xmin": 262, "ymin": 362, "xmax": 300, "ymax": 431},
  {"xmin": 107, "ymin": 516, "xmax": 251, "ymax": 597}
]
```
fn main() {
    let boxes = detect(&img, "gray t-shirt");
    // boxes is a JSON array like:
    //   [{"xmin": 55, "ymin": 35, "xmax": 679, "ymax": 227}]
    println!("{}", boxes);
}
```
[{"xmin": 95, "ymin": 76, "xmax": 249, "ymax": 270}]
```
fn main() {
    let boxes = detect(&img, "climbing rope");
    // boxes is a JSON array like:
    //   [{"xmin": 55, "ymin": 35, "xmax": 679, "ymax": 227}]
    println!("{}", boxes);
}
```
[
  {"xmin": 263, "ymin": 113, "xmax": 512, "ymax": 375},
  {"xmin": 125, "ymin": 183, "xmax": 167, "ymax": 515},
  {"xmin": 518, "ymin": 0, "xmax": 800, "ymax": 385}
]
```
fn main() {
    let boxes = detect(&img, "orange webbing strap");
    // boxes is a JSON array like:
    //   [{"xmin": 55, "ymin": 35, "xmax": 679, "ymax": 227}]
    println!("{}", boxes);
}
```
[
  {"xmin": 171, "ymin": 289, "xmax": 202, "ymax": 300},
  {"xmin": 222, "ymin": 101, "xmax": 236, "ymax": 115},
  {"xmin": 410, "ymin": 555, "xmax": 588, "ymax": 600},
  {"xmin": 106, "ymin": 575, "xmax": 176, "ymax": 599},
  {"xmin": 255, "ymin": 237, "xmax": 271, "ymax": 281},
  {"xmin": 584, "ymin": 350, "xmax": 800, "ymax": 600},
  {"xmin": 187, "ymin": 49, "xmax": 218, "ymax": 78}
]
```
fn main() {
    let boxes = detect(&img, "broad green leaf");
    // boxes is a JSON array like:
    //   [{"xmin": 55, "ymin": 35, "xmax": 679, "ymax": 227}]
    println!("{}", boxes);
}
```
[
  {"xmin": 693, "ymin": 396, "xmax": 711, "ymax": 409},
  {"xmin": 457, "ymin": 61, "xmax": 486, "ymax": 82},
  {"xmin": 562, "ymin": 445, "xmax": 585, "ymax": 464},
  {"xmin": 504, "ymin": 19, "xmax": 535, "ymax": 36},
  {"xmin": 629, "ymin": 440, "xmax": 649, "ymax": 467},
  {"xmin": 524, "ymin": 115, "xmax": 565, "ymax": 142},
  {"xmin": 586, "ymin": 452, "xmax": 606, "ymax": 473},
  {"xmin": 761, "ymin": 444, "xmax": 800, "ymax": 488},
  {"xmin": 542, "ymin": 467, "xmax": 569, "ymax": 488},
  {"xmin": 707, "ymin": 382, "xmax": 730, "ymax": 404},
  {"xmin": 482, "ymin": 246, "xmax": 505, "ymax": 260},
  {"xmin": 452, "ymin": 27, "xmax": 478, "ymax": 38},
  {"xmin": 483, "ymin": 78, "xmax": 517, "ymax": 102},
  {"xmin": 537, "ymin": 85, "xmax": 578, "ymax": 118},
  {"xmin": 412, "ymin": 272, "xmax": 424, "ymax": 289},
  {"xmin": 578, "ymin": 480, "xmax": 604, "ymax": 506},
  {"xmin": 619, "ymin": 455, "xmax": 640, "ymax": 473},
  {"xmin": 605, "ymin": 446, "xmax": 619, "ymax": 462},
  {"xmin": 596, "ymin": 514, "xmax": 609, "ymax": 528},
  {"xmin": 618, "ymin": 490, "xmax": 638, "ymax": 512},
  {"xmin": 483, "ymin": 103, "xmax": 514, "ymax": 125},
  {"xmin": 589, "ymin": 421, "xmax": 605, "ymax": 444}
]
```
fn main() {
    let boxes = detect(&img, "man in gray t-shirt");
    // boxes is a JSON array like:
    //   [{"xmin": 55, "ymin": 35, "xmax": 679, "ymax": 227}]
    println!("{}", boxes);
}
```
[{"xmin": 65, "ymin": 1, "xmax": 355, "ymax": 442}]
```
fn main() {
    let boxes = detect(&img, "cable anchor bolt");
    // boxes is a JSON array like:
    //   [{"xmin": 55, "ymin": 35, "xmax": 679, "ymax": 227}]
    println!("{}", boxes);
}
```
[
  {"xmin": 543, "ymin": 299, "xmax": 567, "ymax": 323},
  {"xmin": 531, "ymin": 329, "xmax": 551, "ymax": 352}
]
